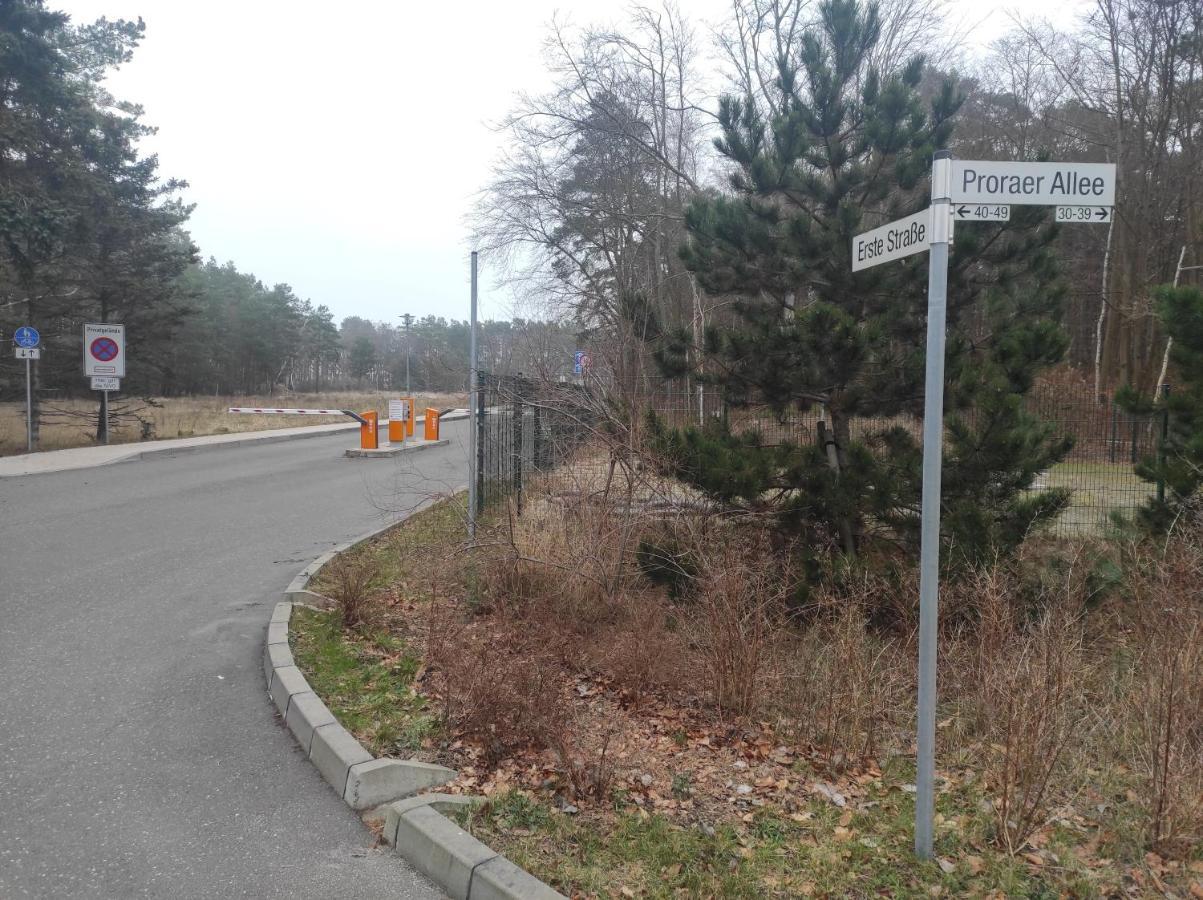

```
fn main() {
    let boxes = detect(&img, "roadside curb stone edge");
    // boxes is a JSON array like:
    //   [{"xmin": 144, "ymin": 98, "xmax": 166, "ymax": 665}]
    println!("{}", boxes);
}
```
[{"xmin": 263, "ymin": 492, "xmax": 567, "ymax": 900}]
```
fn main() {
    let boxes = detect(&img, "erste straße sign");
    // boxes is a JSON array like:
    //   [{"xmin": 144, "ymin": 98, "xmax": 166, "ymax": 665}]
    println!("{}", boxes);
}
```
[{"xmin": 851, "ymin": 208, "xmax": 929, "ymax": 272}]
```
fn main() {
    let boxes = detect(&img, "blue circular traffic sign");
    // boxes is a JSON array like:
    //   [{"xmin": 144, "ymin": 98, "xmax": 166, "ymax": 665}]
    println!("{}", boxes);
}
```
[{"xmin": 14, "ymin": 326, "xmax": 39, "ymax": 349}]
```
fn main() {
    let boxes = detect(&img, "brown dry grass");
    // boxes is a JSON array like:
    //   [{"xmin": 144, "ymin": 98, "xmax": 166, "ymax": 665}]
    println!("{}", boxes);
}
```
[{"xmin": 0, "ymin": 390, "xmax": 465, "ymax": 456}]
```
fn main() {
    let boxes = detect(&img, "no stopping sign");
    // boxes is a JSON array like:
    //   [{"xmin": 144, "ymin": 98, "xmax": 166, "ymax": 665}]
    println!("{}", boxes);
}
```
[{"xmin": 84, "ymin": 323, "xmax": 125, "ymax": 377}]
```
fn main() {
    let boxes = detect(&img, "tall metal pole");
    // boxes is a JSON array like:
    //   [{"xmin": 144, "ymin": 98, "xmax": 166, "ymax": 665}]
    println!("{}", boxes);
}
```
[
  {"xmin": 915, "ymin": 149, "xmax": 953, "ymax": 859},
  {"xmin": 468, "ymin": 252, "xmax": 479, "ymax": 539},
  {"xmin": 25, "ymin": 356, "xmax": 33, "ymax": 453},
  {"xmin": 400, "ymin": 313, "xmax": 414, "ymax": 394}
]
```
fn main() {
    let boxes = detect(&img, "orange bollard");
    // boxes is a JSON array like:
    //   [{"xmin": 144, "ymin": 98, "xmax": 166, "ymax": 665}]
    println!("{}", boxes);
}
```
[
  {"xmin": 359, "ymin": 411, "xmax": 379, "ymax": 450},
  {"xmin": 405, "ymin": 397, "xmax": 416, "ymax": 437},
  {"xmin": 424, "ymin": 408, "xmax": 440, "ymax": 441}
]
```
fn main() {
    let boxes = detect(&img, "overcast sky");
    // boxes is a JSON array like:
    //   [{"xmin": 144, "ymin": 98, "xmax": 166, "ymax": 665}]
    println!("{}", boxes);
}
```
[{"xmin": 57, "ymin": 0, "xmax": 1090, "ymax": 326}]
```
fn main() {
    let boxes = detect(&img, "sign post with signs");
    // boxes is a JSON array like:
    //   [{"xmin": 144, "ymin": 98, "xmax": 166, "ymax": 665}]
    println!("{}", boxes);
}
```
[
  {"xmin": 13, "ymin": 326, "xmax": 40, "ymax": 452},
  {"xmin": 851, "ymin": 154, "xmax": 1117, "ymax": 859},
  {"xmin": 84, "ymin": 323, "xmax": 125, "ymax": 445}
]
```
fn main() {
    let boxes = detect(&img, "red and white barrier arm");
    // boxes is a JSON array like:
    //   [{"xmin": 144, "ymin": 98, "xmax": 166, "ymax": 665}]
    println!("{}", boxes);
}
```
[{"xmin": 227, "ymin": 407, "xmax": 368, "ymax": 425}]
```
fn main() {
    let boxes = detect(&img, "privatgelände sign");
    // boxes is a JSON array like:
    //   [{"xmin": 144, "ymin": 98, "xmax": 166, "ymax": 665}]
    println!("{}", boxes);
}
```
[{"xmin": 951, "ymin": 161, "xmax": 1115, "ymax": 207}]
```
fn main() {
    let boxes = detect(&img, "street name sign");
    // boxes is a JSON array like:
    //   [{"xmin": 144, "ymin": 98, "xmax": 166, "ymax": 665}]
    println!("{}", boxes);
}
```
[
  {"xmin": 15, "ymin": 347, "xmax": 40, "ymax": 359},
  {"xmin": 14, "ymin": 325, "xmax": 40, "ymax": 348},
  {"xmin": 91, "ymin": 376, "xmax": 120, "ymax": 391},
  {"xmin": 953, "ymin": 203, "xmax": 1009, "ymax": 221},
  {"xmin": 951, "ymin": 161, "xmax": 1116, "ymax": 207},
  {"xmin": 1056, "ymin": 205, "xmax": 1112, "ymax": 224},
  {"xmin": 84, "ymin": 323, "xmax": 125, "ymax": 377},
  {"xmin": 851, "ymin": 208, "xmax": 930, "ymax": 272}
]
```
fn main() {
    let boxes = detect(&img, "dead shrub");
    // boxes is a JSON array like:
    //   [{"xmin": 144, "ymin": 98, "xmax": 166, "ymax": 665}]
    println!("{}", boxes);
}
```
[
  {"xmin": 426, "ymin": 616, "xmax": 569, "ymax": 765},
  {"xmin": 982, "ymin": 609, "xmax": 1087, "ymax": 854},
  {"xmin": 1123, "ymin": 539, "xmax": 1203, "ymax": 857},
  {"xmin": 548, "ymin": 729, "xmax": 616, "ymax": 801},
  {"xmin": 782, "ymin": 589, "xmax": 911, "ymax": 769},
  {"xmin": 691, "ymin": 550, "xmax": 779, "ymax": 718},
  {"xmin": 324, "ymin": 555, "xmax": 380, "ymax": 629},
  {"xmin": 583, "ymin": 592, "xmax": 693, "ymax": 695}
]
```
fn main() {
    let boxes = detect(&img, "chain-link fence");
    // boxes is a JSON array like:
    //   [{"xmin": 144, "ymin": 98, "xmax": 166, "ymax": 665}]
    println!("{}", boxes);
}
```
[{"xmin": 474, "ymin": 369, "xmax": 1170, "ymax": 535}]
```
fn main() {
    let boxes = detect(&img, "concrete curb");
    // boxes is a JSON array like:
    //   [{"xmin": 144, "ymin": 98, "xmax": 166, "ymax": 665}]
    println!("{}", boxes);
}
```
[
  {"xmin": 345, "ymin": 438, "xmax": 451, "ymax": 459},
  {"xmin": 265, "ymin": 501, "xmax": 566, "ymax": 899}
]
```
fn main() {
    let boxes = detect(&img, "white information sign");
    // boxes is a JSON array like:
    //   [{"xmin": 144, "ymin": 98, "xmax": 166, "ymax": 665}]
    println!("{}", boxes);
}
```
[
  {"xmin": 851, "ymin": 208, "xmax": 930, "ymax": 272},
  {"xmin": 15, "ymin": 347, "xmax": 40, "ymax": 360},
  {"xmin": 388, "ymin": 399, "xmax": 410, "ymax": 421},
  {"xmin": 952, "ymin": 161, "xmax": 1115, "ymax": 207},
  {"xmin": 953, "ymin": 203, "xmax": 1009, "ymax": 221},
  {"xmin": 84, "ymin": 323, "xmax": 125, "ymax": 377},
  {"xmin": 91, "ymin": 376, "xmax": 120, "ymax": 391},
  {"xmin": 1055, "ymin": 205, "xmax": 1112, "ymax": 224}
]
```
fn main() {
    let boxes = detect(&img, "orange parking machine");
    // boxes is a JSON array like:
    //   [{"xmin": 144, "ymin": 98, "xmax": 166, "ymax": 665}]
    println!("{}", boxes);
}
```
[
  {"xmin": 359, "ymin": 411, "xmax": 379, "ymax": 450},
  {"xmin": 424, "ymin": 408, "xmax": 440, "ymax": 441}
]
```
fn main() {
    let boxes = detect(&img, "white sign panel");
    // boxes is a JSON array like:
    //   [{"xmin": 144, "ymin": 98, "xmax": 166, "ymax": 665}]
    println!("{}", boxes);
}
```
[
  {"xmin": 1055, "ymin": 205, "xmax": 1112, "ymax": 224},
  {"xmin": 84, "ymin": 323, "xmax": 125, "ymax": 377},
  {"xmin": 15, "ymin": 347, "xmax": 40, "ymax": 360},
  {"xmin": 388, "ymin": 399, "xmax": 410, "ymax": 421},
  {"xmin": 954, "ymin": 203, "xmax": 1009, "ymax": 221},
  {"xmin": 851, "ymin": 208, "xmax": 930, "ymax": 272},
  {"xmin": 91, "ymin": 376, "xmax": 120, "ymax": 391},
  {"xmin": 952, "ymin": 161, "xmax": 1115, "ymax": 207}
]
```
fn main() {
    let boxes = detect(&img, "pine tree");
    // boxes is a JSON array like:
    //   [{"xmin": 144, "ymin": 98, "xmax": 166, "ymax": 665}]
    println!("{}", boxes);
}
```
[
  {"xmin": 653, "ymin": 0, "xmax": 1071, "ymax": 570},
  {"xmin": 1118, "ymin": 285, "xmax": 1203, "ymax": 532}
]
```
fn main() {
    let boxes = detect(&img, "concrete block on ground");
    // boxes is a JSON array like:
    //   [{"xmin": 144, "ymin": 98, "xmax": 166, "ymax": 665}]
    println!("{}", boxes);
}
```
[
  {"xmin": 283, "ymin": 690, "xmax": 337, "ymax": 755},
  {"xmin": 308, "ymin": 722, "xmax": 373, "ymax": 797},
  {"xmin": 383, "ymin": 794, "xmax": 477, "ymax": 846},
  {"xmin": 263, "ymin": 640, "xmax": 293, "ymax": 688},
  {"xmin": 266, "ymin": 664, "xmax": 309, "ymax": 718},
  {"xmin": 284, "ymin": 588, "xmax": 328, "ymax": 608},
  {"xmin": 266, "ymin": 620, "xmax": 288, "ymax": 647},
  {"xmin": 344, "ymin": 758, "xmax": 457, "ymax": 811},
  {"xmin": 470, "ymin": 856, "xmax": 568, "ymax": 900},
  {"xmin": 393, "ymin": 804, "xmax": 497, "ymax": 900},
  {"xmin": 269, "ymin": 601, "xmax": 292, "ymax": 624},
  {"xmin": 344, "ymin": 439, "xmax": 449, "ymax": 459}
]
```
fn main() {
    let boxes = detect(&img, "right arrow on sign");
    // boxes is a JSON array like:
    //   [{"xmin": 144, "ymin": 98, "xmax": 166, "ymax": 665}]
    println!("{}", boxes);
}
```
[{"xmin": 1055, "ymin": 206, "xmax": 1113, "ymax": 223}]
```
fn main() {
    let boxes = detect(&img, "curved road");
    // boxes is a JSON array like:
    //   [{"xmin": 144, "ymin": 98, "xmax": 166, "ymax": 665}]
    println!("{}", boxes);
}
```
[{"xmin": 0, "ymin": 425, "xmax": 468, "ymax": 898}]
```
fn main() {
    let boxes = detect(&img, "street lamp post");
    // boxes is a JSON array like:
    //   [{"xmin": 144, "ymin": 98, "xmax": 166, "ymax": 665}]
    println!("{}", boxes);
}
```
[{"xmin": 399, "ymin": 313, "xmax": 414, "ymax": 394}]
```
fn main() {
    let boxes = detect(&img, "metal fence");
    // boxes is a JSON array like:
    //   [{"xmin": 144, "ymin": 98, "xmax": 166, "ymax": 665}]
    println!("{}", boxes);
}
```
[
  {"xmin": 473, "ymin": 372, "xmax": 596, "ymax": 515},
  {"xmin": 474, "ymin": 370, "xmax": 1170, "ymax": 536}
]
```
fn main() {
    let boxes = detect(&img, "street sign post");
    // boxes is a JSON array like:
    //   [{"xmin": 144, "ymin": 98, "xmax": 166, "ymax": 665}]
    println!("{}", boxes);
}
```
[
  {"xmin": 851, "ymin": 152, "xmax": 1118, "ymax": 860},
  {"xmin": 953, "ymin": 204, "xmax": 1009, "ymax": 221},
  {"xmin": 13, "ymin": 325, "xmax": 40, "ymax": 453},
  {"xmin": 573, "ymin": 349, "xmax": 591, "ymax": 375},
  {"xmin": 851, "ymin": 208, "xmax": 930, "ymax": 272},
  {"xmin": 84, "ymin": 323, "xmax": 125, "ymax": 446},
  {"xmin": 1055, "ymin": 205, "xmax": 1112, "ymax": 223}
]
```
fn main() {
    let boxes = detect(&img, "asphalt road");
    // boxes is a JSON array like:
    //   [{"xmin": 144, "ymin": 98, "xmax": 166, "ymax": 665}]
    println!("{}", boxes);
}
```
[{"xmin": 0, "ymin": 424, "xmax": 469, "ymax": 898}]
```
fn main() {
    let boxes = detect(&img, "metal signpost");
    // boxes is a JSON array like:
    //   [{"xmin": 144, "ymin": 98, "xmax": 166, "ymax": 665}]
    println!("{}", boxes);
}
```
[
  {"xmin": 851, "ymin": 153, "xmax": 1116, "ymax": 859},
  {"xmin": 14, "ymin": 326, "xmax": 40, "ymax": 452},
  {"xmin": 84, "ymin": 323, "xmax": 125, "ymax": 445},
  {"xmin": 468, "ymin": 251, "xmax": 480, "ymax": 539}
]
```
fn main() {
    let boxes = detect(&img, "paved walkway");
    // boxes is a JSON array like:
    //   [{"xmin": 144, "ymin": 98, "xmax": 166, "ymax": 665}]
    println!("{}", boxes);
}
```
[{"xmin": 0, "ymin": 424, "xmax": 469, "ymax": 897}]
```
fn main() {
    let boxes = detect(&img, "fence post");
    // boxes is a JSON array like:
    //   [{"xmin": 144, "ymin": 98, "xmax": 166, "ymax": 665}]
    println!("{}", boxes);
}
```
[
  {"xmin": 1157, "ymin": 383, "xmax": 1170, "ymax": 504},
  {"xmin": 512, "ymin": 390, "xmax": 524, "ymax": 514},
  {"xmin": 475, "ymin": 375, "xmax": 486, "ymax": 517},
  {"xmin": 1130, "ymin": 410, "xmax": 1139, "ymax": 465},
  {"xmin": 1108, "ymin": 402, "xmax": 1118, "ymax": 464},
  {"xmin": 532, "ymin": 401, "xmax": 543, "ymax": 471}
]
